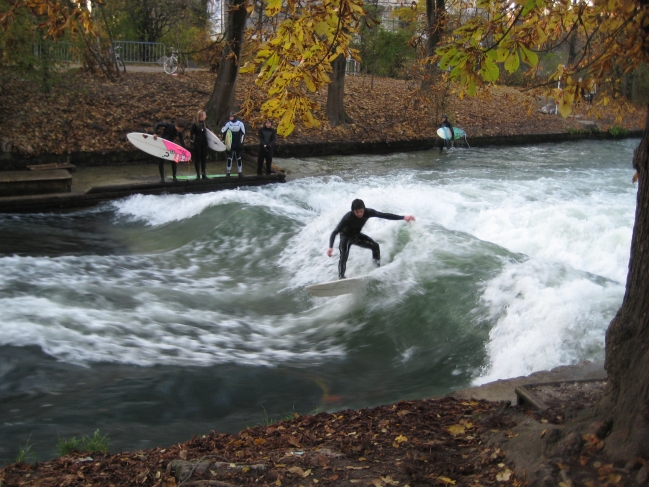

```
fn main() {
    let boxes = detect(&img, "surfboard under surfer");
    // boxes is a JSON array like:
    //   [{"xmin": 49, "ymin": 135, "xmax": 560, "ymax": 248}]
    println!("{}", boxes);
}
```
[{"xmin": 327, "ymin": 199, "xmax": 415, "ymax": 279}]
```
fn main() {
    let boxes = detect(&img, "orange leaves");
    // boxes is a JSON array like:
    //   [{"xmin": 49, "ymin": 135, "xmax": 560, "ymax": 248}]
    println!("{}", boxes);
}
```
[{"xmin": 2, "ymin": 0, "xmax": 95, "ymax": 38}]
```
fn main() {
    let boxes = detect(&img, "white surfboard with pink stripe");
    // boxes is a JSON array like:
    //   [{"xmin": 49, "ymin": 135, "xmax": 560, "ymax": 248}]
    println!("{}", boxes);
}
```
[{"xmin": 127, "ymin": 132, "xmax": 192, "ymax": 162}]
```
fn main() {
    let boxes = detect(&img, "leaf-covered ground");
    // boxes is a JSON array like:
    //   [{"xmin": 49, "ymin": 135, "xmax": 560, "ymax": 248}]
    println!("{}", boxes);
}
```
[
  {"xmin": 0, "ymin": 69, "xmax": 645, "ymax": 157},
  {"xmin": 0, "ymin": 397, "xmax": 523, "ymax": 487}
]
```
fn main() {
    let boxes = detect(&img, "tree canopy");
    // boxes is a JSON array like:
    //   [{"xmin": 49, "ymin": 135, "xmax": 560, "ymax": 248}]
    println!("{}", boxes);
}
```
[
  {"xmin": 240, "ymin": 0, "xmax": 365, "ymax": 136},
  {"xmin": 436, "ymin": 0, "xmax": 649, "ymax": 116}
]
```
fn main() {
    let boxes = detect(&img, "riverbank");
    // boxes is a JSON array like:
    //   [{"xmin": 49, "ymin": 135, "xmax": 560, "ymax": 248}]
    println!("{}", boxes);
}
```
[
  {"xmin": 0, "ymin": 69, "xmax": 645, "ymax": 168},
  {"xmin": 0, "ymin": 361, "xmax": 610, "ymax": 486}
]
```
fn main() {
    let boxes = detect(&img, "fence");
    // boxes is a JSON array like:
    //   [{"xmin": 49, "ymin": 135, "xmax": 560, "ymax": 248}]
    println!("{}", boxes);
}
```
[
  {"xmin": 32, "ymin": 42, "xmax": 80, "ymax": 63},
  {"xmin": 111, "ymin": 41, "xmax": 167, "ymax": 64}
]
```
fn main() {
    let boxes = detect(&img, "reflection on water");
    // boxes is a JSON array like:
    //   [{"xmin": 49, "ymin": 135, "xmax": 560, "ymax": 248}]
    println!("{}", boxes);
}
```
[{"xmin": 0, "ymin": 139, "xmax": 638, "ymax": 463}]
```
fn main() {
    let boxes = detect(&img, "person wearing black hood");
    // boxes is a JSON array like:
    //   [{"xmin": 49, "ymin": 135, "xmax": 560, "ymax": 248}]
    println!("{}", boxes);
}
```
[
  {"xmin": 439, "ymin": 114, "xmax": 455, "ymax": 150},
  {"xmin": 190, "ymin": 110, "xmax": 210, "ymax": 180},
  {"xmin": 221, "ymin": 112, "xmax": 246, "ymax": 177},
  {"xmin": 257, "ymin": 120, "xmax": 277, "ymax": 175},
  {"xmin": 327, "ymin": 199, "xmax": 415, "ymax": 279},
  {"xmin": 152, "ymin": 119, "xmax": 188, "ymax": 182}
]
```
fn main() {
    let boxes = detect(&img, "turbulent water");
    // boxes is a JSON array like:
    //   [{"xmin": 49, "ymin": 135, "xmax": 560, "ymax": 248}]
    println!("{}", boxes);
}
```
[{"xmin": 0, "ymin": 139, "xmax": 638, "ymax": 462}]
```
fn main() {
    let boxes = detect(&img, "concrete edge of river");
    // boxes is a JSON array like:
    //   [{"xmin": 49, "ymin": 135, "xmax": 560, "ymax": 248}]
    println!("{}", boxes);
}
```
[
  {"xmin": 0, "ymin": 129, "xmax": 643, "ymax": 170},
  {"xmin": 449, "ymin": 360, "xmax": 606, "ymax": 404}
]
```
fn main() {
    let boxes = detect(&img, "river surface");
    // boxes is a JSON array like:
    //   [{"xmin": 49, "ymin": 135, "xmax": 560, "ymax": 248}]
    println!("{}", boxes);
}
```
[{"xmin": 0, "ymin": 139, "xmax": 639, "ymax": 463}]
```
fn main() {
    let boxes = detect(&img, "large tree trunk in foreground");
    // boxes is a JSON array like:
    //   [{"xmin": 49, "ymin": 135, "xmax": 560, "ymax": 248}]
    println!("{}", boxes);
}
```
[
  {"xmin": 326, "ymin": 54, "xmax": 354, "ymax": 126},
  {"xmin": 598, "ymin": 105, "xmax": 649, "ymax": 460},
  {"xmin": 205, "ymin": 0, "xmax": 247, "ymax": 128}
]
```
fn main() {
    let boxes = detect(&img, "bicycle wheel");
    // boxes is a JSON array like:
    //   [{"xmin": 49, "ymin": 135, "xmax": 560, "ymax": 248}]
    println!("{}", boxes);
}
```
[
  {"xmin": 164, "ymin": 57, "xmax": 178, "ymax": 75},
  {"xmin": 117, "ymin": 58, "xmax": 126, "ymax": 73}
]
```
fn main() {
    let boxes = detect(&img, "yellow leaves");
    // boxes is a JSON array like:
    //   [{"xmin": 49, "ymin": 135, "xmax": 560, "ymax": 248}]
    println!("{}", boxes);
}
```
[
  {"xmin": 496, "ymin": 468, "xmax": 512, "ymax": 482},
  {"xmin": 392, "ymin": 434, "xmax": 408, "ymax": 447},
  {"xmin": 265, "ymin": 0, "xmax": 284, "ymax": 17},
  {"xmin": 447, "ymin": 424, "xmax": 466, "ymax": 436},
  {"xmin": 437, "ymin": 477, "xmax": 456, "ymax": 485}
]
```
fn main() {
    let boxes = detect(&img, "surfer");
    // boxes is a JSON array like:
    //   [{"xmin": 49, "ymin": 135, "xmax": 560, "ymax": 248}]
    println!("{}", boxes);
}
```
[
  {"xmin": 327, "ymin": 199, "xmax": 415, "ymax": 279},
  {"xmin": 257, "ymin": 120, "xmax": 277, "ymax": 175},
  {"xmin": 153, "ymin": 120, "xmax": 188, "ymax": 182},
  {"xmin": 221, "ymin": 112, "xmax": 246, "ymax": 177},
  {"xmin": 190, "ymin": 110, "xmax": 210, "ymax": 180},
  {"xmin": 439, "ymin": 114, "xmax": 454, "ymax": 151}
]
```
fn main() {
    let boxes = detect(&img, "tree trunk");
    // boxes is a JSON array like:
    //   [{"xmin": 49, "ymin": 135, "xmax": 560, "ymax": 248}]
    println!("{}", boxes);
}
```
[
  {"xmin": 598, "ymin": 106, "xmax": 649, "ymax": 461},
  {"xmin": 567, "ymin": 29, "xmax": 578, "ymax": 68},
  {"xmin": 326, "ymin": 53, "xmax": 354, "ymax": 126},
  {"xmin": 205, "ymin": 0, "xmax": 248, "ymax": 128},
  {"xmin": 421, "ymin": 0, "xmax": 445, "ymax": 89}
]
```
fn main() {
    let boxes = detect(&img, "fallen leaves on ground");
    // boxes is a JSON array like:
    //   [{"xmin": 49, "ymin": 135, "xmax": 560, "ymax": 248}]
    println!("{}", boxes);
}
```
[
  {"xmin": 0, "ymin": 69, "xmax": 645, "ymax": 157},
  {"xmin": 0, "ymin": 397, "xmax": 526, "ymax": 486}
]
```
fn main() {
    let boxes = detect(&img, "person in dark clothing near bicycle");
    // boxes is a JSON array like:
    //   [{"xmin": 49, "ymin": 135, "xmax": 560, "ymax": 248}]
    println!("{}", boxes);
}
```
[
  {"xmin": 221, "ymin": 112, "xmax": 246, "ymax": 177},
  {"xmin": 191, "ymin": 110, "xmax": 210, "ymax": 180},
  {"xmin": 439, "ymin": 114, "xmax": 455, "ymax": 151},
  {"xmin": 327, "ymin": 199, "xmax": 415, "ymax": 279},
  {"xmin": 257, "ymin": 120, "xmax": 277, "ymax": 175},
  {"xmin": 153, "ymin": 119, "xmax": 188, "ymax": 182}
]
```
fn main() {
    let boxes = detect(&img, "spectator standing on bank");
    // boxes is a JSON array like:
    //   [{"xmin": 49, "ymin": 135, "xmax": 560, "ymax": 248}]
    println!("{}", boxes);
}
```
[
  {"xmin": 153, "ymin": 119, "xmax": 188, "ymax": 182},
  {"xmin": 257, "ymin": 120, "xmax": 277, "ymax": 175},
  {"xmin": 221, "ymin": 112, "xmax": 246, "ymax": 177}
]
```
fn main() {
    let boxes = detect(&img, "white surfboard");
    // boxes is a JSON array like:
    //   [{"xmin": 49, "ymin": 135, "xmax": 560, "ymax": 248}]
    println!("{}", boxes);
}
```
[
  {"xmin": 305, "ymin": 277, "xmax": 367, "ymax": 297},
  {"xmin": 436, "ymin": 127, "xmax": 467, "ymax": 140},
  {"xmin": 206, "ymin": 129, "xmax": 226, "ymax": 152},
  {"xmin": 127, "ymin": 132, "xmax": 192, "ymax": 162}
]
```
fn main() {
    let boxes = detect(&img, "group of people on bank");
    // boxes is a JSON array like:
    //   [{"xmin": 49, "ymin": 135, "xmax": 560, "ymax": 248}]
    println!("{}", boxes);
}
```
[{"xmin": 152, "ymin": 111, "xmax": 276, "ymax": 182}]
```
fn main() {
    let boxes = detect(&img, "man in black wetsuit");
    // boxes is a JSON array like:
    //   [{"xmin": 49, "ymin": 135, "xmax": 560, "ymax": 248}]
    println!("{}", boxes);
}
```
[
  {"xmin": 153, "ymin": 120, "xmax": 188, "ymax": 182},
  {"xmin": 327, "ymin": 199, "xmax": 415, "ymax": 279},
  {"xmin": 257, "ymin": 120, "xmax": 277, "ymax": 175},
  {"xmin": 439, "ymin": 114, "xmax": 455, "ymax": 151}
]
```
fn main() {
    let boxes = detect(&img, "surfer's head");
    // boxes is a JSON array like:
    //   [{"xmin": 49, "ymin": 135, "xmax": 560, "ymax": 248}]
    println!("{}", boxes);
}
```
[
  {"xmin": 441, "ymin": 114, "xmax": 448, "ymax": 121},
  {"xmin": 351, "ymin": 199, "xmax": 365, "ymax": 218},
  {"xmin": 229, "ymin": 112, "xmax": 236, "ymax": 120},
  {"xmin": 195, "ymin": 110, "xmax": 207, "ymax": 123}
]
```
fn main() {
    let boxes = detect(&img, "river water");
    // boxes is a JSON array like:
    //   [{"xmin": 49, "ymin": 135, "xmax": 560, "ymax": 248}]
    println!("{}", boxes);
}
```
[{"xmin": 0, "ymin": 139, "xmax": 638, "ymax": 463}]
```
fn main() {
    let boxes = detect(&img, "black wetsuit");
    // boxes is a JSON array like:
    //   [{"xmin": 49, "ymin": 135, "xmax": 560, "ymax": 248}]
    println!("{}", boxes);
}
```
[
  {"xmin": 191, "ymin": 121, "xmax": 209, "ymax": 179},
  {"xmin": 329, "ymin": 208, "xmax": 405, "ymax": 279},
  {"xmin": 440, "ymin": 120, "xmax": 455, "ymax": 150},
  {"xmin": 257, "ymin": 126, "xmax": 277, "ymax": 175},
  {"xmin": 154, "ymin": 122, "xmax": 187, "ymax": 181},
  {"xmin": 221, "ymin": 119, "xmax": 246, "ymax": 176}
]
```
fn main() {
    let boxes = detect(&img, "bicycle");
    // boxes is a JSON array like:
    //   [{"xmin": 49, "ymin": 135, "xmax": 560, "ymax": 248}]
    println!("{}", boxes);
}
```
[
  {"xmin": 110, "ymin": 45, "xmax": 126, "ymax": 73},
  {"xmin": 164, "ymin": 47, "xmax": 179, "ymax": 75}
]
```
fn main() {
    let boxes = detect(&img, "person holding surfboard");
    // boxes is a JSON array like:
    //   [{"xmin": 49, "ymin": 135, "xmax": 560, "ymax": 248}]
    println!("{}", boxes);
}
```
[
  {"xmin": 190, "ymin": 110, "xmax": 210, "ymax": 180},
  {"xmin": 153, "ymin": 119, "xmax": 188, "ymax": 182},
  {"xmin": 327, "ymin": 199, "xmax": 415, "ymax": 279},
  {"xmin": 257, "ymin": 120, "xmax": 277, "ymax": 175},
  {"xmin": 221, "ymin": 112, "xmax": 246, "ymax": 177},
  {"xmin": 439, "ymin": 115, "xmax": 454, "ymax": 151}
]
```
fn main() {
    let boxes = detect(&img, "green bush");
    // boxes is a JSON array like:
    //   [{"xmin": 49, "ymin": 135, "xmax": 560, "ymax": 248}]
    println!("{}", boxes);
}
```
[
  {"xmin": 15, "ymin": 437, "xmax": 37, "ymax": 464},
  {"xmin": 609, "ymin": 125, "xmax": 628, "ymax": 137},
  {"xmin": 81, "ymin": 430, "xmax": 110, "ymax": 453},
  {"xmin": 56, "ymin": 436, "xmax": 82, "ymax": 456}
]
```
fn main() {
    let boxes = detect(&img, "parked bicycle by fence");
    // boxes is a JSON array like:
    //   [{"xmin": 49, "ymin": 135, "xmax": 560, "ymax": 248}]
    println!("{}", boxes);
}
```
[
  {"xmin": 164, "ymin": 47, "xmax": 180, "ymax": 74},
  {"xmin": 110, "ymin": 45, "xmax": 126, "ymax": 73}
]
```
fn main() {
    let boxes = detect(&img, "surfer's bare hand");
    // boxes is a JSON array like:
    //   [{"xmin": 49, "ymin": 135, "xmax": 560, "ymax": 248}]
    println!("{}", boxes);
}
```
[
  {"xmin": 404, "ymin": 215, "xmax": 415, "ymax": 222},
  {"xmin": 153, "ymin": 134, "xmax": 158, "ymax": 140},
  {"xmin": 327, "ymin": 248, "xmax": 333, "ymax": 257}
]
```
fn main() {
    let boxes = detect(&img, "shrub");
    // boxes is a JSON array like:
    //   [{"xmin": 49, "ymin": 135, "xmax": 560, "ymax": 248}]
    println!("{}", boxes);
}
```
[{"xmin": 609, "ymin": 125, "xmax": 628, "ymax": 137}]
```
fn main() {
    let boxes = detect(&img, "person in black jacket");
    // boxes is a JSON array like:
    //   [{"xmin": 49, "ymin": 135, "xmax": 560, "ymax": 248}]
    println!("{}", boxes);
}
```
[
  {"xmin": 191, "ymin": 110, "xmax": 210, "ymax": 180},
  {"xmin": 153, "ymin": 120, "xmax": 188, "ymax": 182},
  {"xmin": 327, "ymin": 199, "xmax": 415, "ymax": 279},
  {"xmin": 439, "ymin": 114, "xmax": 455, "ymax": 151},
  {"xmin": 257, "ymin": 120, "xmax": 277, "ymax": 175}
]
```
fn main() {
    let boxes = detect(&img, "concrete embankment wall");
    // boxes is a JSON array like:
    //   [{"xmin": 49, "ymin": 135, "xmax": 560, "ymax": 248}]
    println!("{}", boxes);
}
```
[{"xmin": 0, "ymin": 130, "xmax": 642, "ymax": 170}]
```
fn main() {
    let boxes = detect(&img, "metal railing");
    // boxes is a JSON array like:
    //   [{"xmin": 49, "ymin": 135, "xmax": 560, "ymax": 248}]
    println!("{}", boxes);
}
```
[
  {"xmin": 111, "ymin": 41, "xmax": 166, "ymax": 64},
  {"xmin": 33, "ymin": 41, "xmax": 80, "ymax": 63}
]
